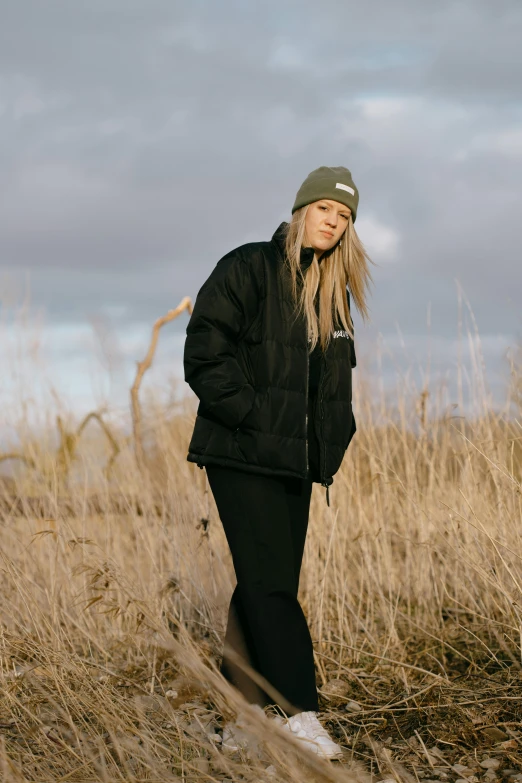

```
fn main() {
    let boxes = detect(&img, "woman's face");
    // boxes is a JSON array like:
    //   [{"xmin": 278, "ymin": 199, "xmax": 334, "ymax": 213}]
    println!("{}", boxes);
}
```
[{"xmin": 304, "ymin": 199, "xmax": 351, "ymax": 258}]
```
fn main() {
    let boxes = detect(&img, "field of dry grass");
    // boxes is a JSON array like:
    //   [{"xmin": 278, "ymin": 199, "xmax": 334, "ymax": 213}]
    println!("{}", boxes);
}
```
[{"xmin": 0, "ymin": 324, "xmax": 521, "ymax": 782}]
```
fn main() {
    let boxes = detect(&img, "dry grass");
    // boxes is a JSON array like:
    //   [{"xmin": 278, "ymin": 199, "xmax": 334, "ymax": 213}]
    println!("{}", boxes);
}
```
[{"xmin": 0, "ymin": 320, "xmax": 521, "ymax": 782}]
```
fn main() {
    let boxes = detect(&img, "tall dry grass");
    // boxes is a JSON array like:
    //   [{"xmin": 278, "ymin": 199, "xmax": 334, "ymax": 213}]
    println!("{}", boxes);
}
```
[{"xmin": 0, "ymin": 312, "xmax": 521, "ymax": 782}]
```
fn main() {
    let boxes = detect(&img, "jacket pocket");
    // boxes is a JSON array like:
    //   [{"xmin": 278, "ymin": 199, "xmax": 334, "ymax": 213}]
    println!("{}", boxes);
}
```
[
  {"xmin": 189, "ymin": 415, "xmax": 214, "ymax": 454},
  {"xmin": 232, "ymin": 428, "xmax": 248, "ymax": 462},
  {"xmin": 237, "ymin": 341, "xmax": 256, "ymax": 387}
]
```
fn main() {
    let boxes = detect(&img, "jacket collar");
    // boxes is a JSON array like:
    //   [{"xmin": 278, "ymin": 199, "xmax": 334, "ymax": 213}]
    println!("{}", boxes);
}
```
[{"xmin": 271, "ymin": 221, "xmax": 317, "ymax": 272}]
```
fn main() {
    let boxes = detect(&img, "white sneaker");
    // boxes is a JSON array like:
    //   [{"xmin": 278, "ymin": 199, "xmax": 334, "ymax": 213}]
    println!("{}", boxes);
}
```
[{"xmin": 276, "ymin": 711, "xmax": 344, "ymax": 759}]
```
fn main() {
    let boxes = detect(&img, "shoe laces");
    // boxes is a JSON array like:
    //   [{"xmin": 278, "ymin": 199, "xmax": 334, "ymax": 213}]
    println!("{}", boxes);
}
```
[{"xmin": 289, "ymin": 711, "xmax": 330, "ymax": 740}]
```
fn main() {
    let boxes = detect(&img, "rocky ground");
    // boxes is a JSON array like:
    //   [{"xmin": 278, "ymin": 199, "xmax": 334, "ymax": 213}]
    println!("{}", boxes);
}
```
[{"xmin": 2, "ymin": 644, "xmax": 521, "ymax": 782}]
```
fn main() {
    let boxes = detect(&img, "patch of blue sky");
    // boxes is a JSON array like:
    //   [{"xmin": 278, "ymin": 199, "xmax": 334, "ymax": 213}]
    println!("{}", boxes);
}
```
[
  {"xmin": 0, "ymin": 316, "xmax": 187, "ymax": 420},
  {"xmin": 269, "ymin": 36, "xmax": 430, "ymax": 73},
  {"xmin": 345, "ymin": 43, "xmax": 431, "ymax": 71}
]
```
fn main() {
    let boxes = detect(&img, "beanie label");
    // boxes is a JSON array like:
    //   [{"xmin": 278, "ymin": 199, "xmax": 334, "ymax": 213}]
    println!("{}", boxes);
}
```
[{"xmin": 336, "ymin": 183, "xmax": 355, "ymax": 196}]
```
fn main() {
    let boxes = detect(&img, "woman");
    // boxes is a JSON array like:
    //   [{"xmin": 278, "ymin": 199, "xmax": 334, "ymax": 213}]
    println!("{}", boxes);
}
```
[{"xmin": 183, "ymin": 166, "xmax": 372, "ymax": 758}]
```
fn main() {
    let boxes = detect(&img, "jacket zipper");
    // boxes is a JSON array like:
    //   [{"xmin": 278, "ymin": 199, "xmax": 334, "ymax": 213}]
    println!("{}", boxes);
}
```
[
  {"xmin": 305, "ymin": 337, "xmax": 310, "ymax": 476},
  {"xmin": 198, "ymin": 346, "xmax": 331, "ymax": 504},
  {"xmin": 318, "ymin": 361, "xmax": 330, "ymax": 507}
]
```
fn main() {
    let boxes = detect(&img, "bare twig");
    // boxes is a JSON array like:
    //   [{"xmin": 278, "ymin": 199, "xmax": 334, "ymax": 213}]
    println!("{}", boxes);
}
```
[
  {"xmin": 76, "ymin": 411, "xmax": 122, "ymax": 478},
  {"xmin": 55, "ymin": 411, "xmax": 122, "ymax": 485},
  {"xmin": 0, "ymin": 452, "xmax": 36, "ymax": 468},
  {"xmin": 130, "ymin": 296, "xmax": 193, "ymax": 471}
]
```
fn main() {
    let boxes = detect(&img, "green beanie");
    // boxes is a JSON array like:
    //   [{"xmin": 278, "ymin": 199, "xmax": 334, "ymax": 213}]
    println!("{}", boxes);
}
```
[{"xmin": 291, "ymin": 165, "xmax": 359, "ymax": 222}]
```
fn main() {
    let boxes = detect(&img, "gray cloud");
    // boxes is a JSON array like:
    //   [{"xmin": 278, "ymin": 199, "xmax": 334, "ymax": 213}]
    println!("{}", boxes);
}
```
[{"xmin": 0, "ymin": 0, "xmax": 520, "ymax": 379}]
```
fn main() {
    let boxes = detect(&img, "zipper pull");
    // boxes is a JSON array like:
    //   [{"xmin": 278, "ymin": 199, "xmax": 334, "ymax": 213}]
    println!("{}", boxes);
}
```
[
  {"xmin": 320, "ymin": 480, "xmax": 331, "ymax": 506},
  {"xmin": 321, "ymin": 478, "xmax": 333, "ymax": 507}
]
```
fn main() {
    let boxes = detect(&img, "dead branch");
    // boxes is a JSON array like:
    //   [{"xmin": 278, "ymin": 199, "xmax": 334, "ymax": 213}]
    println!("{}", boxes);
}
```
[
  {"xmin": 0, "ymin": 453, "xmax": 36, "ymax": 469},
  {"xmin": 56, "ymin": 415, "xmax": 76, "ymax": 482},
  {"xmin": 130, "ymin": 297, "xmax": 193, "ymax": 471},
  {"xmin": 56, "ymin": 410, "xmax": 122, "ymax": 485},
  {"xmin": 76, "ymin": 411, "xmax": 122, "ymax": 478}
]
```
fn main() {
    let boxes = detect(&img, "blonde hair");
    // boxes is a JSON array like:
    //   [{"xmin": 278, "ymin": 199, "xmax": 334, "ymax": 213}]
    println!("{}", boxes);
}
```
[{"xmin": 283, "ymin": 204, "xmax": 373, "ymax": 351}]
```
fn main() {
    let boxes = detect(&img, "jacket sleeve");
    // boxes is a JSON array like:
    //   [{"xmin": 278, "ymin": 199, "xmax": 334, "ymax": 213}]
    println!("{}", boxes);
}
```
[
  {"xmin": 183, "ymin": 249, "xmax": 261, "ymax": 430},
  {"xmin": 347, "ymin": 288, "xmax": 357, "ymax": 368}
]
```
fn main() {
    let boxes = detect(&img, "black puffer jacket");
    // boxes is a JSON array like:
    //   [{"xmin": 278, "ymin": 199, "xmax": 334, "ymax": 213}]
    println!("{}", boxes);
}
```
[{"xmin": 183, "ymin": 222, "xmax": 357, "ymax": 505}]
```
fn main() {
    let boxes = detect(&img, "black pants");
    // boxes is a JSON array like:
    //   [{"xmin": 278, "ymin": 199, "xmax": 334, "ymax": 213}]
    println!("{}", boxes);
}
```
[{"xmin": 206, "ymin": 457, "xmax": 319, "ymax": 715}]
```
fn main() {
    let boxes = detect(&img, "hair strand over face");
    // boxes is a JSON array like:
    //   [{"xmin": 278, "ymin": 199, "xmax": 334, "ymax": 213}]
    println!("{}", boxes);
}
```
[{"xmin": 282, "ymin": 205, "xmax": 374, "ymax": 352}]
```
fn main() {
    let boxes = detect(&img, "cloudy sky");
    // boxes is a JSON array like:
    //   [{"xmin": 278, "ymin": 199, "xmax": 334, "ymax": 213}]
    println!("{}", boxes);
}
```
[{"xmin": 1, "ymin": 0, "xmax": 521, "ymax": 426}]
